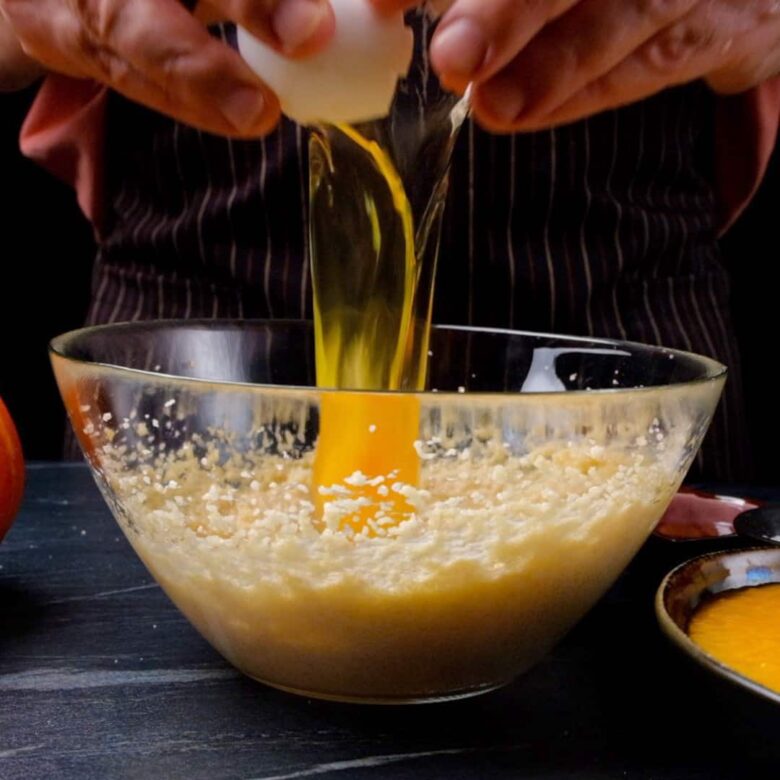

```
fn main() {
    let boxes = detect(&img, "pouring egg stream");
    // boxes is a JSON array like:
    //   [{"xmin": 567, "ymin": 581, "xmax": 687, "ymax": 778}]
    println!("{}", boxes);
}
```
[{"xmin": 239, "ymin": 1, "xmax": 460, "ymax": 534}]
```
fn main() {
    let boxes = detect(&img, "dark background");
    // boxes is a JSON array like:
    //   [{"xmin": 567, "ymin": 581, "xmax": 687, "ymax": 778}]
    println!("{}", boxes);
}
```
[
  {"xmin": 0, "ymin": 86, "xmax": 94, "ymax": 460},
  {"xmin": 0, "ymin": 86, "xmax": 777, "ymax": 481}
]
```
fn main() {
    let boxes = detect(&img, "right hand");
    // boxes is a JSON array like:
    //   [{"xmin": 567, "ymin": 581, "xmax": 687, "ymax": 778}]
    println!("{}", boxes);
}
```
[{"xmin": 0, "ymin": 0, "xmax": 335, "ymax": 137}]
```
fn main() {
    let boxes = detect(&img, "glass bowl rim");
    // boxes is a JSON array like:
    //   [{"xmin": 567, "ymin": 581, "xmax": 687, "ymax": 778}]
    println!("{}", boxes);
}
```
[{"xmin": 49, "ymin": 318, "xmax": 728, "ymax": 398}]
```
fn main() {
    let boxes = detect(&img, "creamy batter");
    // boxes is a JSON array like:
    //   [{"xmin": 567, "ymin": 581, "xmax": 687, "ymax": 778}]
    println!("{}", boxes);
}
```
[{"xmin": 98, "ymin": 431, "xmax": 676, "ymax": 702}]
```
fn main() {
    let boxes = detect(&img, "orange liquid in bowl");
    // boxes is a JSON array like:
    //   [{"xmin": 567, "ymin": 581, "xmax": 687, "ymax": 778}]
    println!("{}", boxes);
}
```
[{"xmin": 689, "ymin": 583, "xmax": 780, "ymax": 694}]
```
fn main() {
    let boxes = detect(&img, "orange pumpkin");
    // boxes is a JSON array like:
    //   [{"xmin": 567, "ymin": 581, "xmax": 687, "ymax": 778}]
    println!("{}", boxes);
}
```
[{"xmin": 0, "ymin": 397, "xmax": 24, "ymax": 540}]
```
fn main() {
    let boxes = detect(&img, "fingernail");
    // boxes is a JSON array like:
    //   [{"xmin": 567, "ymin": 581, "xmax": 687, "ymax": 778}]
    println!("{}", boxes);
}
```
[
  {"xmin": 477, "ymin": 78, "xmax": 525, "ymax": 127},
  {"xmin": 273, "ymin": 0, "xmax": 329, "ymax": 54},
  {"xmin": 431, "ymin": 18, "xmax": 487, "ymax": 81},
  {"xmin": 221, "ymin": 86, "xmax": 268, "ymax": 133}
]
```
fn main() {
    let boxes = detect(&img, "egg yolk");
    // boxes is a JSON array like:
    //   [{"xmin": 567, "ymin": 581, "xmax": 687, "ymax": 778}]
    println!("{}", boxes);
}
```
[{"xmin": 312, "ymin": 393, "xmax": 421, "ymax": 533}]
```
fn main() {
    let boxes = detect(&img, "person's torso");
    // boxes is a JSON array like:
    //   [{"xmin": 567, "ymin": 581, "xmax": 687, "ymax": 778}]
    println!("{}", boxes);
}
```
[{"xmin": 90, "ymin": 44, "xmax": 747, "ymax": 481}]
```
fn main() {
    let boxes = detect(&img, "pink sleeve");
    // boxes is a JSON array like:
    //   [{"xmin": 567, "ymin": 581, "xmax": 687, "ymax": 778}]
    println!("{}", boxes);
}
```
[
  {"xmin": 19, "ymin": 74, "xmax": 108, "ymax": 233},
  {"xmin": 715, "ymin": 76, "xmax": 780, "ymax": 234}
]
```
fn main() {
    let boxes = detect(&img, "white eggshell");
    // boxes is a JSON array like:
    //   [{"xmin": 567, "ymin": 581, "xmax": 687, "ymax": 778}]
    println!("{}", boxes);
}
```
[{"xmin": 237, "ymin": 0, "xmax": 414, "ymax": 126}]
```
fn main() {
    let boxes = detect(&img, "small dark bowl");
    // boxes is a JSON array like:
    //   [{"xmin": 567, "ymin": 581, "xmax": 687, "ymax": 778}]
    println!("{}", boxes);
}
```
[
  {"xmin": 734, "ymin": 505, "xmax": 780, "ymax": 547},
  {"xmin": 656, "ymin": 548, "xmax": 780, "ymax": 706}
]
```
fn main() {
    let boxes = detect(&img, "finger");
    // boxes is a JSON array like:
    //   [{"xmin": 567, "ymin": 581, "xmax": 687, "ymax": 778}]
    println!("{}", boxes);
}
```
[
  {"xmin": 472, "ymin": 0, "xmax": 698, "ymax": 130},
  {"xmin": 707, "ymin": 2, "xmax": 780, "ymax": 93},
  {"xmin": 495, "ymin": 6, "xmax": 733, "ymax": 133},
  {"xmin": 17, "ymin": 0, "xmax": 283, "ymax": 137},
  {"xmin": 209, "ymin": 0, "xmax": 334, "ymax": 56},
  {"xmin": 2, "ymin": 0, "xmax": 84, "ymax": 76},
  {"xmin": 429, "ymin": 0, "xmax": 577, "ymax": 93},
  {"xmin": 0, "ymin": 4, "xmax": 45, "ymax": 90}
]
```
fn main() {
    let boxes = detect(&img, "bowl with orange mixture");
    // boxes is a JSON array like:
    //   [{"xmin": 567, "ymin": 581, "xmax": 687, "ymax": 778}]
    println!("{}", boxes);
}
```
[
  {"xmin": 657, "ymin": 548, "xmax": 780, "ymax": 706},
  {"xmin": 51, "ymin": 320, "xmax": 724, "ymax": 704}
]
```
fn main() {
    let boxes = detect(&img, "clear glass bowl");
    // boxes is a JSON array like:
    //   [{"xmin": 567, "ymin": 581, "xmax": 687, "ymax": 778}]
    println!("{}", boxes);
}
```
[{"xmin": 50, "ymin": 321, "xmax": 725, "ymax": 704}]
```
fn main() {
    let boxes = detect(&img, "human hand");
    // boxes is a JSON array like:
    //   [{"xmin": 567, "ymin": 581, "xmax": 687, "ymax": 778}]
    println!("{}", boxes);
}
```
[
  {"xmin": 374, "ymin": 0, "xmax": 780, "ymax": 132},
  {"xmin": 0, "ymin": 0, "xmax": 335, "ymax": 136},
  {"xmin": 0, "ymin": 7, "xmax": 39, "ymax": 89}
]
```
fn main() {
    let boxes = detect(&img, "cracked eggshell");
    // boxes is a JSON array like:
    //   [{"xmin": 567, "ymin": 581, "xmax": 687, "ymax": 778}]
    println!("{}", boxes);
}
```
[{"xmin": 237, "ymin": 0, "xmax": 414, "ymax": 126}]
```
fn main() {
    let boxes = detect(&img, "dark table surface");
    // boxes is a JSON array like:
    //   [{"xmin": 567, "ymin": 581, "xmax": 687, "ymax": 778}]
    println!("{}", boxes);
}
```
[{"xmin": 1, "ymin": 464, "xmax": 778, "ymax": 780}]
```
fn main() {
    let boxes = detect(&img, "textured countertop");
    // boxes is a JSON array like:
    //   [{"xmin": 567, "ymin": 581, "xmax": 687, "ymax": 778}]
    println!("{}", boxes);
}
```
[{"xmin": 1, "ymin": 464, "xmax": 778, "ymax": 779}]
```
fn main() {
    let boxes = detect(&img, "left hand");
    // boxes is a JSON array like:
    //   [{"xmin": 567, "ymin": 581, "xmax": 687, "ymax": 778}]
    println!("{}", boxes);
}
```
[
  {"xmin": 0, "ymin": 0, "xmax": 337, "ymax": 137},
  {"xmin": 373, "ymin": 0, "xmax": 780, "ymax": 132}
]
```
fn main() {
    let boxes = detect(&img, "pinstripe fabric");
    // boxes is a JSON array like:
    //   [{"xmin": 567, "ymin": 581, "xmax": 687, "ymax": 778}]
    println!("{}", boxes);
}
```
[
  {"xmin": 87, "ymin": 30, "xmax": 748, "ymax": 479},
  {"xmin": 435, "ymin": 83, "xmax": 746, "ymax": 481}
]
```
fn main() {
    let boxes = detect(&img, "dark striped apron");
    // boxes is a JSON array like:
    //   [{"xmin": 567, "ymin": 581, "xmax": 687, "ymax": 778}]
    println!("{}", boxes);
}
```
[{"xmin": 87, "ymin": 30, "xmax": 747, "ymax": 482}]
